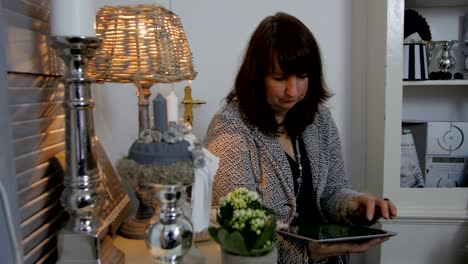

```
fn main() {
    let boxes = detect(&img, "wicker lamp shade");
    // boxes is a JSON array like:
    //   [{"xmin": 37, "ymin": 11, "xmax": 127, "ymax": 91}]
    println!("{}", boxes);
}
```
[{"xmin": 89, "ymin": 4, "xmax": 197, "ymax": 84}]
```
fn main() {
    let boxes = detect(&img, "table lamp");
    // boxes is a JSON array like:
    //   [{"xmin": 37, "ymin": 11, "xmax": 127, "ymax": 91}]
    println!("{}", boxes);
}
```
[
  {"xmin": 88, "ymin": 4, "xmax": 197, "ymax": 240},
  {"xmin": 89, "ymin": 4, "xmax": 197, "ymax": 133}
]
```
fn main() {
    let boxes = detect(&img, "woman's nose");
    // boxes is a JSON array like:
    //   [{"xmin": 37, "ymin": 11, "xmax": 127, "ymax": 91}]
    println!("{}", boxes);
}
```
[{"xmin": 285, "ymin": 76, "xmax": 298, "ymax": 97}]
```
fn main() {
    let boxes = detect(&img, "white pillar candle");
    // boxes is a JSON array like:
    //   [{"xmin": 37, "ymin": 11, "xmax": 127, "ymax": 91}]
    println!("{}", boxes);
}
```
[
  {"xmin": 166, "ymin": 91, "xmax": 179, "ymax": 123},
  {"xmin": 50, "ymin": 0, "xmax": 96, "ymax": 37}
]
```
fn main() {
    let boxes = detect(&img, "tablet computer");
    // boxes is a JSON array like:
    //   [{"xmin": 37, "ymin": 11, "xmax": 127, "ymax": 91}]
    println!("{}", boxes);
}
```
[{"xmin": 277, "ymin": 224, "xmax": 397, "ymax": 243}]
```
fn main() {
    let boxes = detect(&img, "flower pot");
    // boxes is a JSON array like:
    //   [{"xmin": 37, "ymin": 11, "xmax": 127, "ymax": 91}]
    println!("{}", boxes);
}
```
[{"xmin": 221, "ymin": 247, "xmax": 278, "ymax": 264}]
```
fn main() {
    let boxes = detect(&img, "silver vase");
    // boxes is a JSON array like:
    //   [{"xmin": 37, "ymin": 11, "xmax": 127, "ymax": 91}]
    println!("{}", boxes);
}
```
[
  {"xmin": 437, "ymin": 40, "xmax": 456, "ymax": 72},
  {"xmin": 146, "ymin": 184, "xmax": 194, "ymax": 264}
]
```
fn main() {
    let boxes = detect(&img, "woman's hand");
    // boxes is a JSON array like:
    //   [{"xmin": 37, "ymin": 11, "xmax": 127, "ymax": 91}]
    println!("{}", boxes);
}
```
[
  {"xmin": 346, "ymin": 194, "xmax": 397, "ymax": 225},
  {"xmin": 307, "ymin": 237, "xmax": 388, "ymax": 262}
]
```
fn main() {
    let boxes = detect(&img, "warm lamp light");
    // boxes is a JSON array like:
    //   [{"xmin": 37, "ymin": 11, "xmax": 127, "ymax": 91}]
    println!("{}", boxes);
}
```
[{"xmin": 89, "ymin": 4, "xmax": 197, "ymax": 133}]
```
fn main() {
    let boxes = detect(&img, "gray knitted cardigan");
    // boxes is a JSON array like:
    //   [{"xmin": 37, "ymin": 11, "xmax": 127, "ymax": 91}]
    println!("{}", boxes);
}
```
[{"xmin": 205, "ymin": 100, "xmax": 361, "ymax": 263}]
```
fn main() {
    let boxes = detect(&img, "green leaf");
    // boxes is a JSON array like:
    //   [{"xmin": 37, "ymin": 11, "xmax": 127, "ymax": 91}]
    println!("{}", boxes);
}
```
[
  {"xmin": 249, "ymin": 200, "xmax": 262, "ymax": 209},
  {"xmin": 219, "ymin": 231, "xmax": 249, "ymax": 256},
  {"xmin": 208, "ymin": 227, "xmax": 220, "ymax": 244},
  {"xmin": 253, "ymin": 227, "xmax": 274, "ymax": 250},
  {"xmin": 253, "ymin": 214, "xmax": 277, "ymax": 250},
  {"xmin": 217, "ymin": 208, "xmax": 233, "ymax": 230},
  {"xmin": 216, "ymin": 211, "xmax": 222, "ymax": 224},
  {"xmin": 208, "ymin": 227, "xmax": 229, "ymax": 245},
  {"xmin": 220, "ymin": 203, "xmax": 234, "ymax": 222},
  {"xmin": 249, "ymin": 242, "xmax": 276, "ymax": 256},
  {"xmin": 218, "ymin": 228, "xmax": 229, "ymax": 243}
]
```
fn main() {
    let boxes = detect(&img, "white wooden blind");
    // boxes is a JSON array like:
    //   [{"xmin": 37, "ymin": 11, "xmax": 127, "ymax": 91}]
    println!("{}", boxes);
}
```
[
  {"xmin": 3, "ymin": 0, "xmax": 68, "ymax": 263},
  {"xmin": 2, "ymin": 1, "xmax": 131, "ymax": 263},
  {"xmin": 8, "ymin": 73, "xmax": 68, "ymax": 264}
]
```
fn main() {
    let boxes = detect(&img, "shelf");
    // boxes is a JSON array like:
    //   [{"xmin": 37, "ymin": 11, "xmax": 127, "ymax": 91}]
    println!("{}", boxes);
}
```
[
  {"xmin": 364, "ymin": 1, "xmax": 468, "ymax": 262},
  {"xmin": 406, "ymin": 0, "xmax": 468, "ymax": 8},
  {"xmin": 403, "ymin": 80, "xmax": 468, "ymax": 86}
]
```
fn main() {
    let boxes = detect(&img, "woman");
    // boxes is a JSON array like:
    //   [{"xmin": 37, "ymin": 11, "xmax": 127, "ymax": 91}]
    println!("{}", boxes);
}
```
[{"xmin": 205, "ymin": 12, "xmax": 397, "ymax": 263}]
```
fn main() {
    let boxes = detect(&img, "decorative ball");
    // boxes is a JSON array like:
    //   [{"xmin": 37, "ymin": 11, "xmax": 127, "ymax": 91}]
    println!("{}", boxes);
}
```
[{"xmin": 453, "ymin": 72, "xmax": 463, "ymax": 80}]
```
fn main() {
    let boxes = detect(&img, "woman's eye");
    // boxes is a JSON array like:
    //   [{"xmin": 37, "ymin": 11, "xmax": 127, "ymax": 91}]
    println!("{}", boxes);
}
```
[
  {"xmin": 272, "ymin": 75, "xmax": 286, "ymax": 81},
  {"xmin": 298, "ymin": 74, "xmax": 308, "ymax": 79}
]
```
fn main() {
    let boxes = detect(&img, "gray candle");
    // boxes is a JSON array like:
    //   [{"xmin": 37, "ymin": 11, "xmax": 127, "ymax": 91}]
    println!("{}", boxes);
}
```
[{"xmin": 153, "ymin": 93, "xmax": 168, "ymax": 132}]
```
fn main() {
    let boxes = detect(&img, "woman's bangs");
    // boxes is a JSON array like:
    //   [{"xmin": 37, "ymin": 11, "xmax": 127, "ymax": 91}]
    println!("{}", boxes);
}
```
[{"xmin": 274, "ymin": 40, "xmax": 311, "ymax": 75}]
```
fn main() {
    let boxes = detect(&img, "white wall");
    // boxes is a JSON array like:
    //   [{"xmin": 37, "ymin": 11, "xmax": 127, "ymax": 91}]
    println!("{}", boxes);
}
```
[
  {"xmin": 378, "ymin": 221, "xmax": 468, "ymax": 264},
  {"xmin": 93, "ymin": 0, "xmax": 369, "ymax": 191},
  {"xmin": 92, "ymin": 1, "xmax": 368, "ymax": 263}
]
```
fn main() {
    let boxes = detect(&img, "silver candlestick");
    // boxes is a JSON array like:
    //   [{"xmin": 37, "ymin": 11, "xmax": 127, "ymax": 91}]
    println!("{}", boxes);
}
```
[{"xmin": 52, "ymin": 36, "xmax": 104, "ymax": 263}]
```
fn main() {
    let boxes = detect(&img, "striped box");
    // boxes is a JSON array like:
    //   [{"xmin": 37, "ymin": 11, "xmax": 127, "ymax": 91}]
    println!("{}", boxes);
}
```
[{"xmin": 403, "ymin": 43, "xmax": 429, "ymax": 80}]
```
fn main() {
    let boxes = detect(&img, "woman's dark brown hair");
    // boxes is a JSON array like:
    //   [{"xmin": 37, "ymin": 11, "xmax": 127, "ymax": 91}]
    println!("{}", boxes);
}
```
[{"xmin": 227, "ymin": 12, "xmax": 331, "ymax": 136}]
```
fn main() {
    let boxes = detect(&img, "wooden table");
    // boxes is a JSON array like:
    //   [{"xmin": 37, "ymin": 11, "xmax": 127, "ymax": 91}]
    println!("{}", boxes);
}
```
[{"xmin": 113, "ymin": 236, "xmax": 221, "ymax": 264}]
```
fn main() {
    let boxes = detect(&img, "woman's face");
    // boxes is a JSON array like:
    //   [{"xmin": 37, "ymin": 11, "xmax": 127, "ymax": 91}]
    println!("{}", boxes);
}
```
[{"xmin": 264, "ymin": 62, "xmax": 309, "ymax": 121}]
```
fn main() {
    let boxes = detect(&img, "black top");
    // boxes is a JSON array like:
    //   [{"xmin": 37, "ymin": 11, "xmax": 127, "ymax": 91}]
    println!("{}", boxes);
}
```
[
  {"xmin": 285, "ymin": 135, "xmax": 320, "ymax": 227},
  {"xmin": 286, "ymin": 136, "xmax": 345, "ymax": 264}
]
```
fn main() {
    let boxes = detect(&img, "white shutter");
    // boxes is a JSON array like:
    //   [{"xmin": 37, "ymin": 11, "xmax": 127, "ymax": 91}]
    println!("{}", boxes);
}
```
[
  {"xmin": 2, "ymin": 1, "xmax": 131, "ymax": 263},
  {"xmin": 4, "ymin": 1, "xmax": 71, "ymax": 263},
  {"xmin": 8, "ymin": 74, "xmax": 67, "ymax": 264}
]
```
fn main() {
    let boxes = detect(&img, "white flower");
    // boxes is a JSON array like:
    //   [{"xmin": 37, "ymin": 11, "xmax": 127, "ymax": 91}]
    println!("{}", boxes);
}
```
[
  {"xmin": 219, "ymin": 187, "xmax": 262, "ymax": 210},
  {"xmin": 214, "ymin": 187, "xmax": 277, "ymax": 253},
  {"xmin": 230, "ymin": 208, "xmax": 267, "ymax": 234}
]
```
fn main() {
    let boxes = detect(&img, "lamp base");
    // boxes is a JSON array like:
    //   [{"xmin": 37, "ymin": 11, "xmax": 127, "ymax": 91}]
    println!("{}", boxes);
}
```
[
  {"xmin": 118, "ymin": 184, "xmax": 158, "ymax": 239},
  {"xmin": 118, "ymin": 215, "xmax": 152, "ymax": 240}
]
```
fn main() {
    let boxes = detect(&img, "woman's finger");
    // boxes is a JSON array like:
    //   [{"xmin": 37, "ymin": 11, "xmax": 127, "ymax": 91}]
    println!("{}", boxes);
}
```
[
  {"xmin": 384, "ymin": 198, "xmax": 398, "ymax": 219},
  {"xmin": 363, "ymin": 197, "xmax": 376, "ymax": 221},
  {"xmin": 375, "ymin": 199, "xmax": 390, "ymax": 219},
  {"xmin": 276, "ymin": 221, "xmax": 289, "ymax": 230},
  {"xmin": 309, "ymin": 237, "xmax": 388, "ymax": 258}
]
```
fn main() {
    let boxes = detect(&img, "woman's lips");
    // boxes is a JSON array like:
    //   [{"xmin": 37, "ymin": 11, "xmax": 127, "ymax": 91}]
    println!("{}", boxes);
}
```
[{"xmin": 279, "ymin": 99, "xmax": 297, "ymax": 104}]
